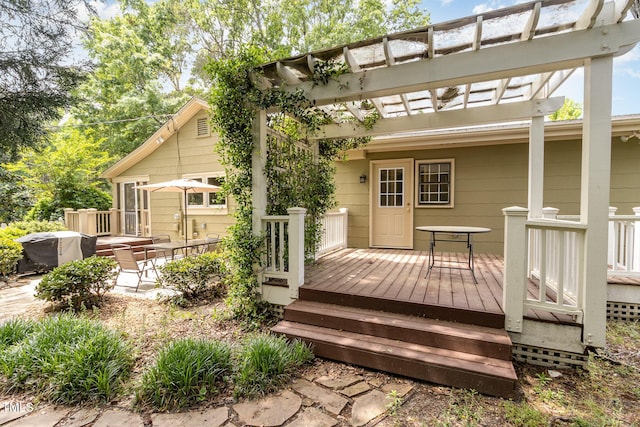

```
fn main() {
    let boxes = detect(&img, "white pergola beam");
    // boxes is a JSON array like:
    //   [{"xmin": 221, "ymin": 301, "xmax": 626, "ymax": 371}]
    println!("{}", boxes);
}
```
[
  {"xmin": 521, "ymin": 2, "xmax": 541, "ymax": 41},
  {"xmin": 343, "ymin": 46, "xmax": 388, "ymax": 118},
  {"xmin": 280, "ymin": 20, "xmax": 640, "ymax": 107},
  {"xmin": 311, "ymin": 97, "xmax": 564, "ymax": 140},
  {"xmin": 575, "ymin": 0, "xmax": 604, "ymax": 29},
  {"xmin": 383, "ymin": 38, "xmax": 412, "ymax": 115},
  {"xmin": 493, "ymin": 78, "xmax": 511, "ymax": 104},
  {"xmin": 615, "ymin": 0, "xmax": 636, "ymax": 22},
  {"xmin": 276, "ymin": 61, "xmax": 302, "ymax": 84}
]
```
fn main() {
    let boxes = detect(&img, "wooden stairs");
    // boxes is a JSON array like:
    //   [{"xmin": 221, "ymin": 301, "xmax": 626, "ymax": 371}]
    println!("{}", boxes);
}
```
[
  {"xmin": 272, "ymin": 287, "xmax": 518, "ymax": 398},
  {"xmin": 95, "ymin": 237, "xmax": 153, "ymax": 261}
]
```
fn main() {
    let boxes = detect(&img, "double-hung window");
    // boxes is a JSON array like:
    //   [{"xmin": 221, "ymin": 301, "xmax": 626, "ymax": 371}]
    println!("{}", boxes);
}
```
[{"xmin": 415, "ymin": 159, "xmax": 454, "ymax": 208}]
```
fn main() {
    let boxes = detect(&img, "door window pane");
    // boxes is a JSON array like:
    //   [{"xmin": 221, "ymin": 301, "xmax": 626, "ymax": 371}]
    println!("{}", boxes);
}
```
[{"xmin": 378, "ymin": 167, "xmax": 404, "ymax": 207}]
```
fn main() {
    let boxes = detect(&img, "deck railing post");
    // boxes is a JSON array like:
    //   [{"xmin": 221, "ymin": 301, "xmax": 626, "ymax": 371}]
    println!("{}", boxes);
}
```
[
  {"xmin": 633, "ymin": 207, "xmax": 640, "ymax": 271},
  {"xmin": 502, "ymin": 206, "xmax": 529, "ymax": 333},
  {"xmin": 63, "ymin": 208, "xmax": 74, "ymax": 231},
  {"xmin": 287, "ymin": 207, "xmax": 306, "ymax": 299},
  {"xmin": 340, "ymin": 208, "xmax": 349, "ymax": 249},
  {"xmin": 109, "ymin": 208, "xmax": 119, "ymax": 236},
  {"xmin": 77, "ymin": 209, "xmax": 89, "ymax": 235},
  {"xmin": 86, "ymin": 208, "xmax": 98, "ymax": 236},
  {"xmin": 608, "ymin": 207, "xmax": 618, "ymax": 268}
]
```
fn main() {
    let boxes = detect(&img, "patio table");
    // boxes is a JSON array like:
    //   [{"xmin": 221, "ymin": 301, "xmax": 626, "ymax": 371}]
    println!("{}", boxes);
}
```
[
  {"xmin": 143, "ymin": 238, "xmax": 220, "ymax": 261},
  {"xmin": 416, "ymin": 226, "xmax": 491, "ymax": 284}
]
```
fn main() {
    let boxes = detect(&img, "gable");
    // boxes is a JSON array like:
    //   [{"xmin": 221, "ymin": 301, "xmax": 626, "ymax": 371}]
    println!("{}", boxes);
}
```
[{"xmin": 101, "ymin": 97, "xmax": 213, "ymax": 179}]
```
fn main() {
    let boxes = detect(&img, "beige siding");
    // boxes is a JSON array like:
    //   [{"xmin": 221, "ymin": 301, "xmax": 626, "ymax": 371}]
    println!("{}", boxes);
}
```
[
  {"xmin": 114, "ymin": 113, "xmax": 234, "ymax": 240},
  {"xmin": 336, "ymin": 138, "xmax": 640, "ymax": 255}
]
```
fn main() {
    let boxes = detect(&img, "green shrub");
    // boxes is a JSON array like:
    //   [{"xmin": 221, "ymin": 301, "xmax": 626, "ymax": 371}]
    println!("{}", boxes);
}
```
[
  {"xmin": 233, "ymin": 334, "xmax": 313, "ymax": 398},
  {"xmin": 0, "ymin": 314, "xmax": 132, "ymax": 403},
  {"xmin": 0, "ymin": 220, "xmax": 67, "ymax": 240},
  {"xmin": 0, "ymin": 237, "xmax": 23, "ymax": 278},
  {"xmin": 35, "ymin": 256, "xmax": 117, "ymax": 310},
  {"xmin": 136, "ymin": 338, "xmax": 232, "ymax": 410},
  {"xmin": 158, "ymin": 252, "xmax": 227, "ymax": 301}
]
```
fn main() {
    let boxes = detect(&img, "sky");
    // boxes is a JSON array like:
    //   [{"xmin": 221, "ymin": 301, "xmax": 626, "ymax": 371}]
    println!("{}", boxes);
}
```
[
  {"xmin": 84, "ymin": 0, "xmax": 640, "ymax": 116},
  {"xmin": 421, "ymin": 0, "xmax": 640, "ymax": 116}
]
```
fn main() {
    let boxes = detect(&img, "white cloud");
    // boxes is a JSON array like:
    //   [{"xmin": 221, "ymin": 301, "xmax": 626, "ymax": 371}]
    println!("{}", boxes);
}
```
[
  {"xmin": 472, "ymin": 3, "xmax": 493, "ymax": 14},
  {"xmin": 440, "ymin": 0, "xmax": 454, "ymax": 6},
  {"xmin": 620, "ymin": 67, "xmax": 640, "ymax": 79}
]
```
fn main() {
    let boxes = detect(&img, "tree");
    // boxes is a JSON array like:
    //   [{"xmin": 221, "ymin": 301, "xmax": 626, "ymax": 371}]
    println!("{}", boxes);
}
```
[
  {"xmin": 0, "ymin": 167, "xmax": 32, "ymax": 223},
  {"xmin": 0, "ymin": 0, "xmax": 91, "ymax": 161},
  {"xmin": 10, "ymin": 127, "xmax": 113, "ymax": 220},
  {"xmin": 548, "ymin": 99, "xmax": 583, "ymax": 121},
  {"xmin": 71, "ymin": 0, "xmax": 430, "ymax": 159},
  {"xmin": 74, "ymin": 0, "xmax": 194, "ymax": 158}
]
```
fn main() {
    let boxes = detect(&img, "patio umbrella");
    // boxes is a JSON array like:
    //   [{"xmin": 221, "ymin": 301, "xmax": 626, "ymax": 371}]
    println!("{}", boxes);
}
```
[{"xmin": 135, "ymin": 178, "xmax": 221, "ymax": 245}]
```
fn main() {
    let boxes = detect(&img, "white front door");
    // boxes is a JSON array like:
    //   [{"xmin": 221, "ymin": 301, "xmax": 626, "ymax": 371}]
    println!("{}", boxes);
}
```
[{"xmin": 370, "ymin": 159, "xmax": 414, "ymax": 249}]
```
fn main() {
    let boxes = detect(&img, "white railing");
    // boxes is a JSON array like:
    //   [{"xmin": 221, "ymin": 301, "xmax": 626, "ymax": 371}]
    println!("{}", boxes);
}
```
[
  {"xmin": 607, "ymin": 207, "xmax": 640, "ymax": 276},
  {"xmin": 261, "ymin": 207, "xmax": 306, "ymax": 303},
  {"xmin": 558, "ymin": 207, "xmax": 640, "ymax": 278},
  {"xmin": 502, "ymin": 207, "xmax": 587, "ymax": 333},
  {"xmin": 525, "ymin": 218, "xmax": 586, "ymax": 321},
  {"xmin": 316, "ymin": 208, "xmax": 349, "ymax": 258},
  {"xmin": 64, "ymin": 208, "xmax": 118, "ymax": 236}
]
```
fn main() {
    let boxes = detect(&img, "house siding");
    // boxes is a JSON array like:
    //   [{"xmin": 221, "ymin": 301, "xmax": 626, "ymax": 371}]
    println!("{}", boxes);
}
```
[
  {"xmin": 335, "ymin": 137, "xmax": 640, "ymax": 255},
  {"xmin": 113, "ymin": 112, "xmax": 234, "ymax": 240}
]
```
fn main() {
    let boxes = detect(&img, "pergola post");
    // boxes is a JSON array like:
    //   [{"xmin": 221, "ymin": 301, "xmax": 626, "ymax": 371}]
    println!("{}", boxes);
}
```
[
  {"xmin": 580, "ymin": 55, "xmax": 613, "ymax": 348},
  {"xmin": 252, "ymin": 109, "xmax": 268, "ymax": 284},
  {"xmin": 528, "ymin": 115, "xmax": 545, "ymax": 219}
]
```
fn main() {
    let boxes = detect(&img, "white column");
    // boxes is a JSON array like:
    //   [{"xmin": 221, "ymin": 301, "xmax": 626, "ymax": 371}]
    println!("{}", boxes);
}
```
[
  {"xmin": 287, "ymin": 207, "xmax": 307, "ymax": 299},
  {"xmin": 502, "ymin": 206, "xmax": 529, "ymax": 333},
  {"xmin": 528, "ymin": 115, "xmax": 546, "ymax": 218},
  {"xmin": 580, "ymin": 56, "xmax": 613, "ymax": 348}
]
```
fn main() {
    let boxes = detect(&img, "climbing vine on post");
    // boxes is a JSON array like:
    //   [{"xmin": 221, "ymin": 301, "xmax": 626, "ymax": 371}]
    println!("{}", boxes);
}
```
[{"xmin": 206, "ymin": 46, "xmax": 374, "ymax": 324}]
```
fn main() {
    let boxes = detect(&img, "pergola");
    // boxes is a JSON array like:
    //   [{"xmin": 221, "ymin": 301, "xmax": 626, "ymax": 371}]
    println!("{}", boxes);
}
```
[{"xmin": 251, "ymin": 0, "xmax": 640, "ymax": 350}]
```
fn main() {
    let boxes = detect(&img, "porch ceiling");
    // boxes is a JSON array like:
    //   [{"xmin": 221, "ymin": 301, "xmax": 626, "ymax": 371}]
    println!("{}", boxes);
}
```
[{"xmin": 256, "ymin": 0, "xmax": 639, "ymax": 140}]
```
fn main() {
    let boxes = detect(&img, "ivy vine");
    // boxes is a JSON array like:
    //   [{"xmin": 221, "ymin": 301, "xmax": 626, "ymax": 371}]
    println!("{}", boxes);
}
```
[{"xmin": 206, "ymin": 46, "xmax": 376, "ymax": 324}]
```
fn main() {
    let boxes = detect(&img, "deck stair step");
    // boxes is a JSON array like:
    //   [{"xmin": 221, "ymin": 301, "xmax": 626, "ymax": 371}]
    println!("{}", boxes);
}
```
[
  {"xmin": 299, "ymin": 287, "xmax": 505, "ymax": 329},
  {"xmin": 283, "ymin": 300, "xmax": 512, "ymax": 360},
  {"xmin": 272, "ymin": 300, "xmax": 517, "ymax": 398}
]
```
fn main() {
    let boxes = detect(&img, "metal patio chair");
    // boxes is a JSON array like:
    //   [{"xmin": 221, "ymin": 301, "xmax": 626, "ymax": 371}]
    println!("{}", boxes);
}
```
[{"xmin": 111, "ymin": 244, "xmax": 157, "ymax": 292}]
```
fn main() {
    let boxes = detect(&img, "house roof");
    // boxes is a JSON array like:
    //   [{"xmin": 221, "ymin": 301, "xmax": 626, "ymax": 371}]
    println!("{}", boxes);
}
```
[
  {"xmin": 101, "ymin": 97, "xmax": 210, "ymax": 179},
  {"xmin": 256, "ymin": 0, "xmax": 640, "ymax": 140},
  {"xmin": 355, "ymin": 114, "xmax": 640, "ymax": 153}
]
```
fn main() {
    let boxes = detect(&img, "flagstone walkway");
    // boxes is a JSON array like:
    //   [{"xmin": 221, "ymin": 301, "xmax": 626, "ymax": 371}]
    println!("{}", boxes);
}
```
[{"xmin": 0, "ymin": 279, "xmax": 415, "ymax": 427}]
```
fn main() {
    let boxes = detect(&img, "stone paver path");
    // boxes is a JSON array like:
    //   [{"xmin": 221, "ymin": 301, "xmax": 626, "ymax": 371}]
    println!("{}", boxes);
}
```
[
  {"xmin": 0, "ymin": 281, "xmax": 415, "ymax": 427},
  {"xmin": 1, "ymin": 372, "xmax": 414, "ymax": 427}
]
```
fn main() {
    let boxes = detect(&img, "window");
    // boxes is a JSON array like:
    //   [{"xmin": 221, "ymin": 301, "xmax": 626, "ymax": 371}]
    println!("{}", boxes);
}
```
[
  {"xmin": 196, "ymin": 117, "xmax": 210, "ymax": 137},
  {"xmin": 415, "ymin": 159, "xmax": 454, "ymax": 208},
  {"xmin": 185, "ymin": 174, "xmax": 226, "ymax": 209}
]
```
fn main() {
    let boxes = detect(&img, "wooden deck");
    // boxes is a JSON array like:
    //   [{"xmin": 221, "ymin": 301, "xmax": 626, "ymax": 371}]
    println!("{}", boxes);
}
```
[{"xmin": 303, "ymin": 248, "xmax": 578, "ymax": 325}]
